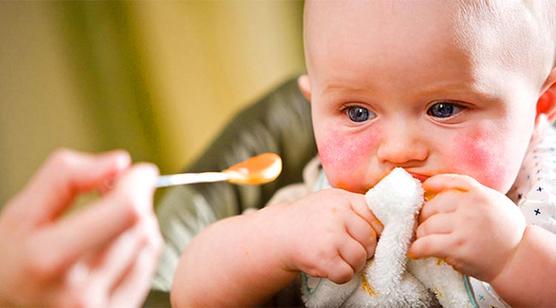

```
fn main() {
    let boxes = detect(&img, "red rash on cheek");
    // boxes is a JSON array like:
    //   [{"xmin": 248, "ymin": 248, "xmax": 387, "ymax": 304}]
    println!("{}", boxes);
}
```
[
  {"xmin": 317, "ymin": 126, "xmax": 381, "ymax": 193},
  {"xmin": 456, "ymin": 127, "xmax": 505, "ymax": 189}
]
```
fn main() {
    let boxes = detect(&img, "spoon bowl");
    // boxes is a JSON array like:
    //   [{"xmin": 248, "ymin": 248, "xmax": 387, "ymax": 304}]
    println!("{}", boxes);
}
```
[
  {"xmin": 223, "ymin": 152, "xmax": 282, "ymax": 185},
  {"xmin": 155, "ymin": 152, "xmax": 282, "ymax": 188}
]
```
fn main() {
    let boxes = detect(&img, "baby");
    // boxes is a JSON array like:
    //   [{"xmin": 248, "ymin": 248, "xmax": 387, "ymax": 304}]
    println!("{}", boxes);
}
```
[{"xmin": 171, "ymin": 1, "xmax": 556, "ymax": 307}]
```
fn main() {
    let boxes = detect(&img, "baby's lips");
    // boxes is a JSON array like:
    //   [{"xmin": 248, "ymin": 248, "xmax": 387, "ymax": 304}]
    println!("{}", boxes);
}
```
[{"xmin": 409, "ymin": 172, "xmax": 429, "ymax": 183}]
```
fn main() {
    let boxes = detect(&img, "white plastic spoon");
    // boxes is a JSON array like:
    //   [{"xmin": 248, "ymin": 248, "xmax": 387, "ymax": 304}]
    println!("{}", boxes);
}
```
[{"xmin": 155, "ymin": 152, "xmax": 282, "ymax": 188}]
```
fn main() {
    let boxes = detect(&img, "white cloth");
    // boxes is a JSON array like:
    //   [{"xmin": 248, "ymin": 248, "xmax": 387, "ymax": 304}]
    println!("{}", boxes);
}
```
[{"xmin": 302, "ymin": 169, "xmax": 474, "ymax": 308}]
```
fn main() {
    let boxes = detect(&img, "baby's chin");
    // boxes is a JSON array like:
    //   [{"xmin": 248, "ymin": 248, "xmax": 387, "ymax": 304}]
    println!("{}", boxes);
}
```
[
  {"xmin": 329, "ymin": 179, "xmax": 374, "ymax": 194},
  {"xmin": 325, "ymin": 171, "xmax": 384, "ymax": 194}
]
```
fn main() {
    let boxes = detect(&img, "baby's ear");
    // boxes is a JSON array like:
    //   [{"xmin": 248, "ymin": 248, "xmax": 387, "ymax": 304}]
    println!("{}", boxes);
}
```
[
  {"xmin": 297, "ymin": 74, "xmax": 312, "ymax": 103},
  {"xmin": 537, "ymin": 68, "xmax": 556, "ymax": 122}
]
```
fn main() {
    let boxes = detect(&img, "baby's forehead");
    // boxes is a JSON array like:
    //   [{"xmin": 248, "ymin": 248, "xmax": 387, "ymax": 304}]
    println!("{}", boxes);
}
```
[
  {"xmin": 452, "ymin": 2, "xmax": 546, "ymax": 75},
  {"xmin": 304, "ymin": 0, "xmax": 554, "ymax": 90}
]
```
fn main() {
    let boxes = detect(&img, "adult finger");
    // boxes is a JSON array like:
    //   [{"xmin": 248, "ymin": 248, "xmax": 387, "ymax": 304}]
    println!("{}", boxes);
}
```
[
  {"xmin": 86, "ymin": 225, "xmax": 146, "ymax": 301},
  {"xmin": 408, "ymin": 234, "xmax": 453, "ymax": 260},
  {"xmin": 415, "ymin": 213, "xmax": 454, "ymax": 239},
  {"xmin": 109, "ymin": 247, "xmax": 160, "ymax": 308},
  {"xmin": 61, "ymin": 259, "xmax": 97, "ymax": 307},
  {"xmin": 13, "ymin": 149, "xmax": 131, "ymax": 224},
  {"xmin": 110, "ymin": 163, "xmax": 159, "ymax": 218},
  {"xmin": 423, "ymin": 174, "xmax": 480, "ymax": 195},
  {"xmin": 348, "ymin": 194, "xmax": 384, "ymax": 235},
  {"xmin": 418, "ymin": 191, "xmax": 462, "ymax": 223},
  {"xmin": 26, "ymin": 164, "xmax": 158, "ymax": 279},
  {"xmin": 108, "ymin": 221, "xmax": 162, "ymax": 308},
  {"xmin": 109, "ymin": 216, "xmax": 161, "ymax": 291}
]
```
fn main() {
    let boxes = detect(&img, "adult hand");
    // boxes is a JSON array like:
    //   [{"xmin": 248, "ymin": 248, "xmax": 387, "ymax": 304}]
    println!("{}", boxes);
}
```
[{"xmin": 0, "ymin": 149, "xmax": 162, "ymax": 307}]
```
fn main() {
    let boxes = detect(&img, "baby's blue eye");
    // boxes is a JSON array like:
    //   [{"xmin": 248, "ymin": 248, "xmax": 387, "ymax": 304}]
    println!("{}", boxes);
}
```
[
  {"xmin": 427, "ymin": 102, "xmax": 463, "ymax": 118},
  {"xmin": 346, "ymin": 106, "xmax": 371, "ymax": 122}
]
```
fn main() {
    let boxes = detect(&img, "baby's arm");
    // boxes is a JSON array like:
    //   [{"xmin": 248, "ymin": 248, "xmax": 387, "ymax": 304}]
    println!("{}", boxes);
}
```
[
  {"xmin": 170, "ymin": 209, "xmax": 296, "ymax": 307},
  {"xmin": 488, "ymin": 225, "xmax": 556, "ymax": 307},
  {"xmin": 170, "ymin": 189, "xmax": 381, "ymax": 307}
]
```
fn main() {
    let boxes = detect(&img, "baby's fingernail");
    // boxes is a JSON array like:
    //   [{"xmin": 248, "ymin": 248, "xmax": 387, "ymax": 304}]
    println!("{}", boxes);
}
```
[{"xmin": 407, "ymin": 251, "xmax": 415, "ymax": 259}]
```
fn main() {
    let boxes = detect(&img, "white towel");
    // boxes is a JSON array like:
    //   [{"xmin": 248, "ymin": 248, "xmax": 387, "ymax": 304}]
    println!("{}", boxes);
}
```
[{"xmin": 302, "ymin": 168, "xmax": 475, "ymax": 307}]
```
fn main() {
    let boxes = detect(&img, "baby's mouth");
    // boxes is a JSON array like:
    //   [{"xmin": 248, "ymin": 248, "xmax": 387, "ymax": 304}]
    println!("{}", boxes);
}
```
[
  {"xmin": 369, "ymin": 170, "xmax": 429, "ymax": 190},
  {"xmin": 408, "ymin": 172, "xmax": 429, "ymax": 183}
]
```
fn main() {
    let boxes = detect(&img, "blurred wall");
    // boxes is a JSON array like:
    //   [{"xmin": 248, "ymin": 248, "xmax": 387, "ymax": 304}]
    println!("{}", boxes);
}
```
[{"xmin": 0, "ymin": 1, "xmax": 305, "ymax": 205}]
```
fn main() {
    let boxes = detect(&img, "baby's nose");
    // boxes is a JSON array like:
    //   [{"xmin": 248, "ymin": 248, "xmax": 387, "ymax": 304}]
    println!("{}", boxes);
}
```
[{"xmin": 376, "ymin": 124, "xmax": 428, "ymax": 165}]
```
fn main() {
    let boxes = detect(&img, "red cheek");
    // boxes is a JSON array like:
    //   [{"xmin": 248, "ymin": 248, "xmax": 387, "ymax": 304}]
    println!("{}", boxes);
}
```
[
  {"xmin": 456, "ymin": 127, "xmax": 504, "ymax": 189},
  {"xmin": 317, "ymin": 126, "xmax": 381, "ymax": 193}
]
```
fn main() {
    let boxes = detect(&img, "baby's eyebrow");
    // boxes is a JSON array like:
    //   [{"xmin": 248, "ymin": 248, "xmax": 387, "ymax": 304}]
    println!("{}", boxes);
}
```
[
  {"xmin": 418, "ymin": 82, "xmax": 501, "ymax": 104},
  {"xmin": 321, "ymin": 79, "xmax": 503, "ymax": 106},
  {"xmin": 322, "ymin": 83, "xmax": 377, "ymax": 99}
]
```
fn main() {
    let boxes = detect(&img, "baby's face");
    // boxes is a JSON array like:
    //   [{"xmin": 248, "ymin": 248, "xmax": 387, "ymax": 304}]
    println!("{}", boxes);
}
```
[{"xmin": 305, "ymin": 1, "xmax": 548, "ymax": 194}]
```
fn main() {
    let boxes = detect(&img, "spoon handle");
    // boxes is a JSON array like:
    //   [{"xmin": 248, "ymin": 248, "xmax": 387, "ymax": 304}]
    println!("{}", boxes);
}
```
[{"xmin": 156, "ymin": 172, "xmax": 230, "ymax": 188}]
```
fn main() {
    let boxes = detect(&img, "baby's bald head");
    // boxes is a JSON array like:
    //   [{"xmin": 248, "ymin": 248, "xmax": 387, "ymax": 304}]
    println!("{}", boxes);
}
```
[
  {"xmin": 301, "ymin": 0, "xmax": 556, "ymax": 199},
  {"xmin": 303, "ymin": 0, "xmax": 556, "ymax": 91}
]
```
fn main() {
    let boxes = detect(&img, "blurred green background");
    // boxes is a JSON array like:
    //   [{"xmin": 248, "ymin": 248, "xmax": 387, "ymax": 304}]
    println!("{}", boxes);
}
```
[{"xmin": 0, "ymin": 0, "xmax": 305, "ymax": 205}]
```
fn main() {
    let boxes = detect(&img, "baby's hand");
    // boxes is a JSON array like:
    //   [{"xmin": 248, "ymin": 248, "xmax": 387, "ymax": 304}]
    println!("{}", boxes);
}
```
[
  {"xmin": 408, "ymin": 174, "xmax": 526, "ymax": 283},
  {"xmin": 269, "ymin": 188, "xmax": 382, "ymax": 284}
]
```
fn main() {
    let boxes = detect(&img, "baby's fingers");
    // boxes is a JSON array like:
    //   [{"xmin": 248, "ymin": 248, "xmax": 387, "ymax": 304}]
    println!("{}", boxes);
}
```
[
  {"xmin": 408, "ymin": 234, "xmax": 452, "ymax": 260},
  {"xmin": 325, "ymin": 255, "xmax": 355, "ymax": 284},
  {"xmin": 338, "ymin": 238, "xmax": 368, "ymax": 274},
  {"xmin": 415, "ymin": 213, "xmax": 453, "ymax": 239},
  {"xmin": 423, "ymin": 174, "xmax": 480, "ymax": 195},
  {"xmin": 419, "ymin": 192, "xmax": 461, "ymax": 223},
  {"xmin": 348, "ymin": 194, "xmax": 383, "ymax": 235},
  {"xmin": 345, "ymin": 214, "xmax": 377, "ymax": 257}
]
